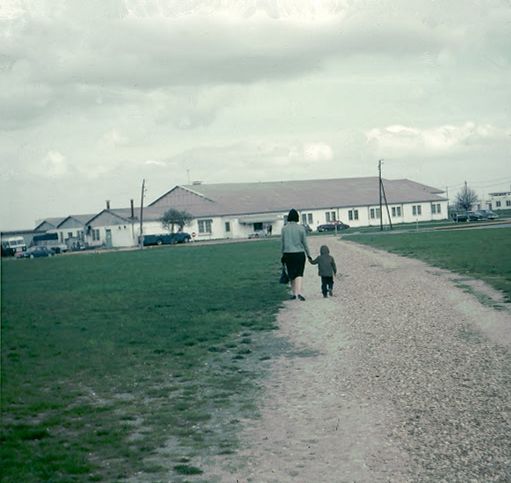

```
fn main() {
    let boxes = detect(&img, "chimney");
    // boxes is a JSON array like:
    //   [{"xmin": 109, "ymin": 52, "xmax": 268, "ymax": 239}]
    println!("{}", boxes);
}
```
[
  {"xmin": 106, "ymin": 200, "xmax": 110, "ymax": 210},
  {"xmin": 130, "ymin": 199, "xmax": 134, "ymax": 218}
]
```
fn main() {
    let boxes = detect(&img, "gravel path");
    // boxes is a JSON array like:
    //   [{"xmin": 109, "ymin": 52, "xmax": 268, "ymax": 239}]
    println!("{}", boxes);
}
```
[{"xmin": 206, "ymin": 236, "xmax": 511, "ymax": 482}]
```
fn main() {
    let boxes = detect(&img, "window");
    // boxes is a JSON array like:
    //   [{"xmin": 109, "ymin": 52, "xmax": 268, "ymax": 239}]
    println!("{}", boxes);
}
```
[
  {"xmin": 68, "ymin": 232, "xmax": 73, "ymax": 239},
  {"xmin": 198, "ymin": 219, "xmax": 212, "ymax": 234},
  {"xmin": 225, "ymin": 222, "xmax": 231, "ymax": 232},
  {"xmin": 78, "ymin": 231, "xmax": 84, "ymax": 241},
  {"xmin": 253, "ymin": 222, "xmax": 263, "ymax": 231},
  {"xmin": 325, "ymin": 211, "xmax": 336, "ymax": 222},
  {"xmin": 431, "ymin": 203, "xmax": 441, "ymax": 214},
  {"xmin": 370, "ymin": 208, "xmax": 380, "ymax": 219},
  {"xmin": 60, "ymin": 232, "xmax": 64, "ymax": 242},
  {"xmin": 496, "ymin": 201, "xmax": 501, "ymax": 207},
  {"xmin": 302, "ymin": 213, "xmax": 313, "ymax": 224},
  {"xmin": 507, "ymin": 200, "xmax": 511, "ymax": 207},
  {"xmin": 348, "ymin": 209, "xmax": 359, "ymax": 221},
  {"xmin": 92, "ymin": 229, "xmax": 100, "ymax": 241},
  {"xmin": 412, "ymin": 205, "xmax": 422, "ymax": 216}
]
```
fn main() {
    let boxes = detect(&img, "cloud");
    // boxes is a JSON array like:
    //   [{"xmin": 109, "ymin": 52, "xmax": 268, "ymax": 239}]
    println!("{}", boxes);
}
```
[
  {"xmin": 37, "ymin": 150, "xmax": 69, "ymax": 178},
  {"xmin": 366, "ymin": 122, "xmax": 511, "ymax": 154}
]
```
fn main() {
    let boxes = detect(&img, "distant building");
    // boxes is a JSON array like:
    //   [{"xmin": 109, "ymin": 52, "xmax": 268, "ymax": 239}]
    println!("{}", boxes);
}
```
[
  {"xmin": 149, "ymin": 177, "xmax": 448, "ymax": 241},
  {"xmin": 29, "ymin": 177, "xmax": 448, "ymax": 248},
  {"xmin": 486, "ymin": 191, "xmax": 511, "ymax": 211}
]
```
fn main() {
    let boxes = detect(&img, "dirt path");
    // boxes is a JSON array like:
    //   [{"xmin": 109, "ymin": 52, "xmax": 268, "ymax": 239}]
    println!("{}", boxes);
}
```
[{"xmin": 204, "ymin": 236, "xmax": 511, "ymax": 482}]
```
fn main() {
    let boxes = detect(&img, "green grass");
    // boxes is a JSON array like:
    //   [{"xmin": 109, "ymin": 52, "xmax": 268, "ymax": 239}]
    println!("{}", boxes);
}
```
[
  {"xmin": 348, "ymin": 227, "xmax": 511, "ymax": 301},
  {"xmin": 1, "ymin": 240, "xmax": 287, "ymax": 482}
]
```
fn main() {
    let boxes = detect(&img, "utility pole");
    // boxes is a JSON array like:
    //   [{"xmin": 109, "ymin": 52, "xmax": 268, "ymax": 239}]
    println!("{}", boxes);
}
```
[
  {"xmin": 381, "ymin": 176, "xmax": 393, "ymax": 231},
  {"xmin": 378, "ymin": 160, "xmax": 383, "ymax": 231},
  {"xmin": 139, "ymin": 179, "xmax": 146, "ymax": 249}
]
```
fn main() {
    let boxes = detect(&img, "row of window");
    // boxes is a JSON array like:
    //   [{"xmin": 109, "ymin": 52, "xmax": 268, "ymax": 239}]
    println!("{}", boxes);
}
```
[
  {"xmin": 179, "ymin": 201, "xmax": 447, "ymax": 236},
  {"xmin": 495, "ymin": 200, "xmax": 511, "ymax": 207},
  {"xmin": 304, "ymin": 203, "xmax": 442, "ymax": 224},
  {"xmin": 58, "ymin": 229, "xmax": 102, "ymax": 242}
]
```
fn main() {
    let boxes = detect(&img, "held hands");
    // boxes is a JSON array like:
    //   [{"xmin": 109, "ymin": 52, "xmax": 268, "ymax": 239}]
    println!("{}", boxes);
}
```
[{"xmin": 307, "ymin": 256, "xmax": 313, "ymax": 264}]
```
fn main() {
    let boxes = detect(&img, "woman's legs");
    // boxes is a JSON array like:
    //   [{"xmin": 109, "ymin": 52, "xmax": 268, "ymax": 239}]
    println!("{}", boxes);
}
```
[{"xmin": 293, "ymin": 276, "xmax": 303, "ymax": 297}]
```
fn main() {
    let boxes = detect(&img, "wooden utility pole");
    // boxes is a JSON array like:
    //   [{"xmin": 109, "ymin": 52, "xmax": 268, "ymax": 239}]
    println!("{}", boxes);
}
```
[
  {"xmin": 139, "ymin": 179, "xmax": 146, "ymax": 249},
  {"xmin": 378, "ymin": 160, "xmax": 383, "ymax": 231},
  {"xmin": 381, "ymin": 177, "xmax": 393, "ymax": 230}
]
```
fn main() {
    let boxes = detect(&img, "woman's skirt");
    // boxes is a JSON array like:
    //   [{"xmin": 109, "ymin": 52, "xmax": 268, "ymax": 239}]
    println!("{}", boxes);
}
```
[{"xmin": 282, "ymin": 252, "xmax": 306, "ymax": 281}]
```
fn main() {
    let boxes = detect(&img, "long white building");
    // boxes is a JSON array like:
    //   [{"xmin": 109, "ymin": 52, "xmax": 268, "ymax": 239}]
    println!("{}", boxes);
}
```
[{"xmin": 32, "ymin": 177, "xmax": 448, "ymax": 248}]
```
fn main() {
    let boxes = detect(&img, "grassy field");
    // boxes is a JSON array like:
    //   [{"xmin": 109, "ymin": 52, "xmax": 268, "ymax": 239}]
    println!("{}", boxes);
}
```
[
  {"xmin": 1, "ymin": 241, "xmax": 287, "ymax": 482},
  {"xmin": 346, "ymin": 227, "xmax": 511, "ymax": 301}
]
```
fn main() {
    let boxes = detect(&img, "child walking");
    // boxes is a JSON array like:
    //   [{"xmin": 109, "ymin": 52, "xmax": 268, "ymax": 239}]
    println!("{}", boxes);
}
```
[{"xmin": 309, "ymin": 245, "xmax": 337, "ymax": 298}]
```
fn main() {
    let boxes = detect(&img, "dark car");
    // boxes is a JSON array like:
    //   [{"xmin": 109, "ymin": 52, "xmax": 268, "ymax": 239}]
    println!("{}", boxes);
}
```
[
  {"xmin": 467, "ymin": 211, "xmax": 483, "ymax": 221},
  {"xmin": 451, "ymin": 212, "xmax": 468, "ymax": 223},
  {"xmin": 172, "ymin": 232, "xmax": 192, "ymax": 243},
  {"xmin": 143, "ymin": 232, "xmax": 191, "ymax": 246},
  {"xmin": 475, "ymin": 209, "xmax": 498, "ymax": 220},
  {"xmin": 317, "ymin": 222, "xmax": 350, "ymax": 232},
  {"xmin": 16, "ymin": 246, "xmax": 55, "ymax": 259}
]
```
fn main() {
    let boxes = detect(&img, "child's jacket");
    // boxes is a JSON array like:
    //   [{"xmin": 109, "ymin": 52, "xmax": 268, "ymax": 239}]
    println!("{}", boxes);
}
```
[{"xmin": 310, "ymin": 245, "xmax": 337, "ymax": 277}]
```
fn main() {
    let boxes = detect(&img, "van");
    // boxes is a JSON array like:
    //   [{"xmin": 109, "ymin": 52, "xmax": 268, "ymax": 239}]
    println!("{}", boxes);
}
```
[{"xmin": 1, "ymin": 236, "xmax": 27, "ymax": 256}]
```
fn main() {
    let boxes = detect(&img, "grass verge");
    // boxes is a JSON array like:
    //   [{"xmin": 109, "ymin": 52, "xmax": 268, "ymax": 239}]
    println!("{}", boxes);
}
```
[
  {"xmin": 346, "ymin": 227, "xmax": 511, "ymax": 301},
  {"xmin": 1, "ymin": 240, "xmax": 287, "ymax": 481}
]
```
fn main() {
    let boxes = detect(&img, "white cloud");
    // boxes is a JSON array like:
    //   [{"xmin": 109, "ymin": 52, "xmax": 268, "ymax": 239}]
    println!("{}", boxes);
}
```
[
  {"xmin": 303, "ymin": 142, "xmax": 333, "ymax": 161},
  {"xmin": 38, "ymin": 150, "xmax": 69, "ymax": 178},
  {"xmin": 145, "ymin": 159, "xmax": 166, "ymax": 167},
  {"xmin": 366, "ymin": 122, "xmax": 511, "ymax": 154},
  {"xmin": 100, "ymin": 128, "xmax": 129, "ymax": 146}
]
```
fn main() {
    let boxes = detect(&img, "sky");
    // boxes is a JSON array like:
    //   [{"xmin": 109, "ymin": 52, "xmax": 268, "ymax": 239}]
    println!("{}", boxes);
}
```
[{"xmin": 1, "ymin": 0, "xmax": 510, "ymax": 230}]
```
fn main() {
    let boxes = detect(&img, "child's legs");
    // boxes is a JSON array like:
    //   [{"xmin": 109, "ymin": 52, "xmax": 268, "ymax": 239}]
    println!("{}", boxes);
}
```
[
  {"xmin": 327, "ymin": 276, "xmax": 334, "ymax": 292},
  {"xmin": 320, "ymin": 277, "xmax": 329, "ymax": 296}
]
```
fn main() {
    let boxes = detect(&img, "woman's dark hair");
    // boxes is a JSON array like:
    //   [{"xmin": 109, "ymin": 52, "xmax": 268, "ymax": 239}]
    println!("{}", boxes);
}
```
[{"xmin": 287, "ymin": 209, "xmax": 299, "ymax": 222}]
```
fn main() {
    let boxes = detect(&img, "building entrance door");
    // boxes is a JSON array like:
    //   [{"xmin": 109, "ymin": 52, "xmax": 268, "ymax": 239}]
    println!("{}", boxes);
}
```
[{"xmin": 105, "ymin": 229, "xmax": 112, "ymax": 249}]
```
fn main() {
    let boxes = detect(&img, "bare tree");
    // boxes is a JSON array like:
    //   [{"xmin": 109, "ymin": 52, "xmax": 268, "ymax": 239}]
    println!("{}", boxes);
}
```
[
  {"xmin": 455, "ymin": 183, "xmax": 478, "ymax": 211},
  {"xmin": 160, "ymin": 208, "xmax": 193, "ymax": 233}
]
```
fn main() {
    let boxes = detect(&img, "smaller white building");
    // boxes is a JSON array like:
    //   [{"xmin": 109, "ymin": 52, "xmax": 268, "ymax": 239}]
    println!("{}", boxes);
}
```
[{"xmin": 486, "ymin": 191, "xmax": 511, "ymax": 211}]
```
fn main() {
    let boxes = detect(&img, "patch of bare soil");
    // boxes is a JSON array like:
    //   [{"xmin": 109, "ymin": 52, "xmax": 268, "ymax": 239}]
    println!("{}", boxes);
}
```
[{"xmin": 197, "ymin": 237, "xmax": 511, "ymax": 482}]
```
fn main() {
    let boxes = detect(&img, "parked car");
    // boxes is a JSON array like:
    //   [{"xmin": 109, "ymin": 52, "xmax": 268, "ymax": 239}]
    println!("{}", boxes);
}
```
[
  {"xmin": 248, "ymin": 230, "xmax": 267, "ymax": 239},
  {"xmin": 168, "ymin": 232, "xmax": 191, "ymax": 243},
  {"xmin": 467, "ymin": 211, "xmax": 483, "ymax": 221},
  {"xmin": 142, "ymin": 232, "xmax": 191, "ymax": 246},
  {"xmin": 475, "ymin": 209, "xmax": 498, "ymax": 220},
  {"xmin": 317, "ymin": 222, "xmax": 350, "ymax": 232},
  {"xmin": 16, "ymin": 246, "xmax": 55, "ymax": 259},
  {"xmin": 451, "ymin": 212, "xmax": 468, "ymax": 223}
]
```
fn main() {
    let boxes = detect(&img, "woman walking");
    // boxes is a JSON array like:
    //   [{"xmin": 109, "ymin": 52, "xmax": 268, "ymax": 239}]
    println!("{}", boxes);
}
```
[{"xmin": 281, "ymin": 208, "xmax": 312, "ymax": 301}]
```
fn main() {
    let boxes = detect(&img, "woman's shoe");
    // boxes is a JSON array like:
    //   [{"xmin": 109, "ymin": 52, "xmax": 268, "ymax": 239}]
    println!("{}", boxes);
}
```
[
  {"xmin": 297, "ymin": 294, "xmax": 306, "ymax": 301},
  {"xmin": 290, "ymin": 295, "xmax": 297, "ymax": 300}
]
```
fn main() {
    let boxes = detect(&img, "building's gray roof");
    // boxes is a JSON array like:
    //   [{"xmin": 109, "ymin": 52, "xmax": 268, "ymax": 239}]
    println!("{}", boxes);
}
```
[
  {"xmin": 149, "ymin": 177, "xmax": 446, "ymax": 218},
  {"xmin": 34, "ymin": 217, "xmax": 67, "ymax": 230},
  {"xmin": 56, "ymin": 214, "xmax": 98, "ymax": 228},
  {"xmin": 111, "ymin": 206, "xmax": 163, "ymax": 222}
]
